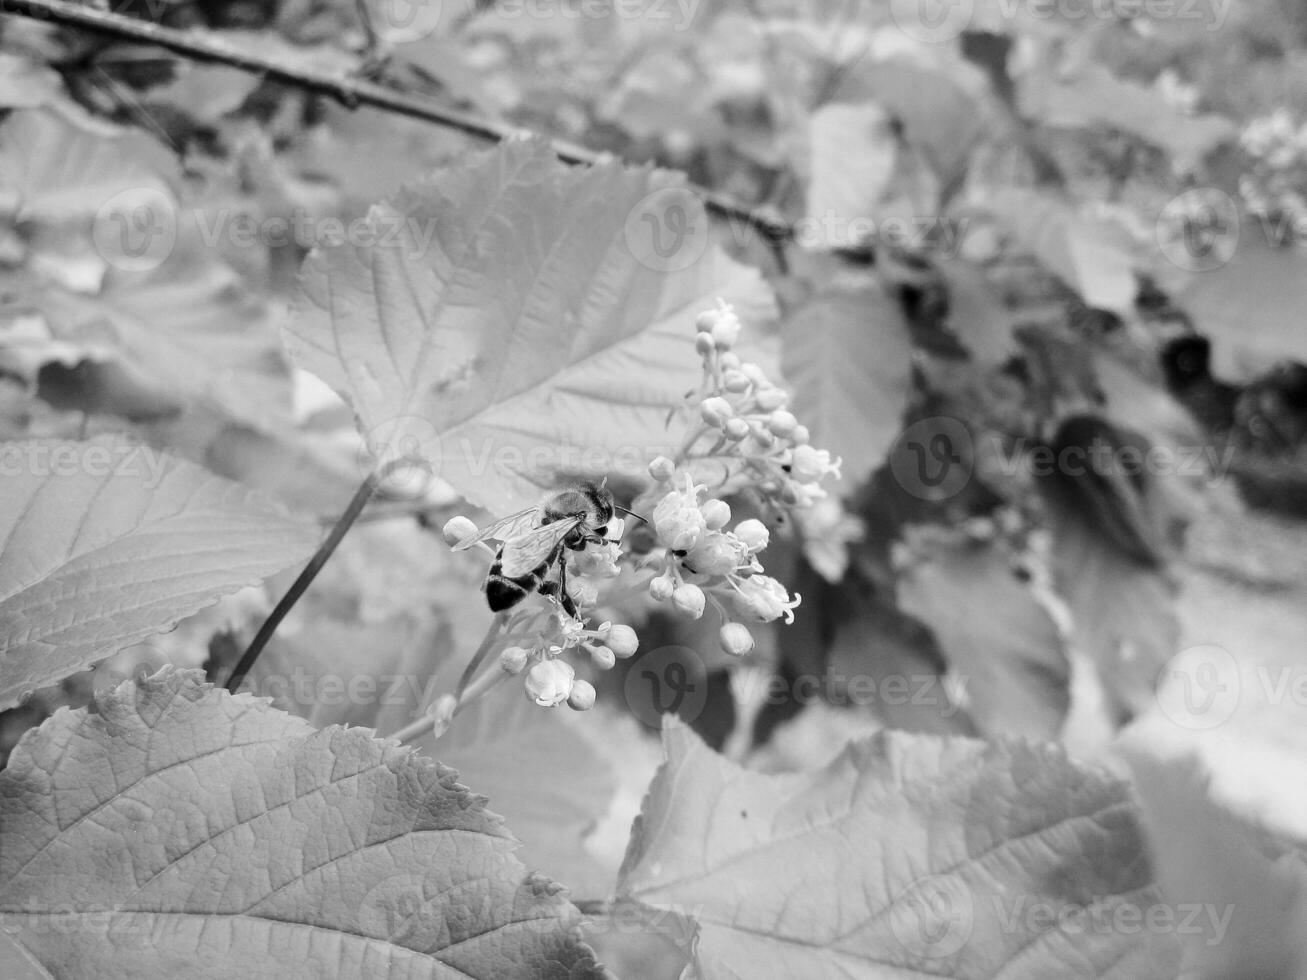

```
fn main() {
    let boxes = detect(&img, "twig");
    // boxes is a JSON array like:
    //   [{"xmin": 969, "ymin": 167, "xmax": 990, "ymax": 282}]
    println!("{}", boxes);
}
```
[
  {"xmin": 223, "ymin": 468, "xmax": 384, "ymax": 693},
  {"xmin": 0, "ymin": 0, "xmax": 792, "ymax": 247}
]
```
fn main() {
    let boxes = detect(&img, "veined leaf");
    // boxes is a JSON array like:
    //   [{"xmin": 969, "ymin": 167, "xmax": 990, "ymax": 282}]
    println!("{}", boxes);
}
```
[
  {"xmin": 0, "ymin": 667, "xmax": 602, "ymax": 979},
  {"xmin": 619, "ymin": 721, "xmax": 1179, "ymax": 980},
  {"xmin": 0, "ymin": 436, "xmax": 318, "ymax": 709},
  {"xmin": 290, "ymin": 138, "xmax": 776, "ymax": 512},
  {"xmin": 781, "ymin": 275, "xmax": 912, "ymax": 491}
]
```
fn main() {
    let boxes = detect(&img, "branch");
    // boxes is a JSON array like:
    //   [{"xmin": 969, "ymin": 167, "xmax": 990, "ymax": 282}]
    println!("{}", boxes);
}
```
[{"xmin": 0, "ymin": 0, "xmax": 792, "ymax": 247}]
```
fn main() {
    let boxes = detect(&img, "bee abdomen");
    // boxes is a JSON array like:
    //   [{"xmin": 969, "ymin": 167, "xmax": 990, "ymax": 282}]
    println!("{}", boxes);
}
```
[{"xmin": 485, "ymin": 561, "xmax": 548, "ymax": 611}]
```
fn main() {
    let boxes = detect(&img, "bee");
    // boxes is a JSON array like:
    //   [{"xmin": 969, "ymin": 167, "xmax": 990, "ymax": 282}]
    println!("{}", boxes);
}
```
[{"xmin": 453, "ymin": 481, "xmax": 617, "ymax": 617}]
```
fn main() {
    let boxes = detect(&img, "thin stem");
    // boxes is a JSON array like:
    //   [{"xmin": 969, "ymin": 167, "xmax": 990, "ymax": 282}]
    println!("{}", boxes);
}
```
[
  {"xmin": 454, "ymin": 613, "xmax": 506, "ymax": 702},
  {"xmin": 224, "ymin": 469, "xmax": 383, "ymax": 693},
  {"xmin": 1, "ymin": 0, "xmax": 793, "ymax": 247}
]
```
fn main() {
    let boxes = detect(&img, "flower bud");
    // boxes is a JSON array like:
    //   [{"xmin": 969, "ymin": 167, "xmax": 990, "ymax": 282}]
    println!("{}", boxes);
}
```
[
  {"xmin": 607, "ymin": 624, "xmax": 639, "ymax": 658},
  {"xmin": 723, "ymin": 369, "xmax": 751, "ymax": 393},
  {"xmin": 499, "ymin": 645, "xmax": 530, "ymax": 675},
  {"xmin": 739, "ymin": 363, "xmax": 769, "ymax": 387},
  {"xmin": 790, "ymin": 424, "xmax": 810, "ymax": 445},
  {"xmin": 711, "ymin": 316, "xmax": 741, "ymax": 349},
  {"xmin": 524, "ymin": 659, "xmax": 574, "ymax": 707},
  {"xmin": 567, "ymin": 679, "xmax": 597, "ymax": 711},
  {"xmin": 700, "ymin": 396, "xmax": 734, "ymax": 427},
  {"xmin": 750, "ymin": 425, "xmax": 776, "ymax": 449},
  {"xmin": 767, "ymin": 410, "xmax": 798, "ymax": 436},
  {"xmin": 672, "ymin": 582, "xmax": 706, "ymax": 619},
  {"xmin": 723, "ymin": 417, "xmax": 750, "ymax": 441},
  {"xmin": 695, "ymin": 310, "xmax": 719, "ymax": 333},
  {"xmin": 648, "ymin": 455, "xmax": 676, "ymax": 481},
  {"xmin": 695, "ymin": 333, "xmax": 714, "ymax": 356},
  {"xmin": 733, "ymin": 518, "xmax": 769, "ymax": 553},
  {"xmin": 719, "ymin": 351, "xmax": 742, "ymax": 369},
  {"xmin": 719, "ymin": 622, "xmax": 755, "ymax": 657},
  {"xmin": 701, "ymin": 498, "xmax": 731, "ymax": 530},
  {"xmin": 589, "ymin": 644, "xmax": 616, "ymax": 670},
  {"xmin": 649, "ymin": 573, "xmax": 676, "ymax": 601},
  {"xmin": 442, "ymin": 515, "xmax": 479, "ymax": 547},
  {"xmin": 754, "ymin": 386, "xmax": 787, "ymax": 411},
  {"xmin": 430, "ymin": 694, "xmax": 458, "ymax": 739}
]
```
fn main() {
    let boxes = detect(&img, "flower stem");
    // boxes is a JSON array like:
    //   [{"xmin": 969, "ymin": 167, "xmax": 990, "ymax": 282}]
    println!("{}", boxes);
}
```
[{"xmin": 224, "ymin": 468, "xmax": 385, "ymax": 693}]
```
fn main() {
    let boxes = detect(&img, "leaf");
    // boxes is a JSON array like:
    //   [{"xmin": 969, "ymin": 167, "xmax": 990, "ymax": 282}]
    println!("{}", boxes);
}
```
[
  {"xmin": 781, "ymin": 275, "xmax": 912, "ymax": 490},
  {"xmin": 290, "ymin": 138, "xmax": 776, "ymax": 512},
  {"xmin": 0, "ymin": 108, "xmax": 177, "ymax": 221},
  {"xmin": 28, "ymin": 237, "xmax": 295, "ymax": 429},
  {"xmin": 0, "ymin": 667, "xmax": 602, "ymax": 979},
  {"xmin": 935, "ymin": 255, "xmax": 1017, "ymax": 364},
  {"xmin": 418, "ymin": 680, "xmax": 619, "ymax": 897},
  {"xmin": 803, "ymin": 102, "xmax": 898, "ymax": 247},
  {"xmin": 986, "ymin": 188, "xmax": 1138, "ymax": 315},
  {"xmin": 0, "ymin": 55, "xmax": 64, "ymax": 111},
  {"xmin": 618, "ymin": 721, "xmax": 1179, "ymax": 980},
  {"xmin": 1017, "ymin": 60, "xmax": 1236, "ymax": 175},
  {"xmin": 895, "ymin": 527, "xmax": 1070, "ymax": 740},
  {"xmin": 0, "ymin": 436, "xmax": 318, "ymax": 709},
  {"xmin": 1117, "ymin": 639, "xmax": 1307, "ymax": 979},
  {"xmin": 1038, "ymin": 458, "xmax": 1179, "ymax": 726},
  {"xmin": 1171, "ymin": 222, "xmax": 1307, "ymax": 373}
]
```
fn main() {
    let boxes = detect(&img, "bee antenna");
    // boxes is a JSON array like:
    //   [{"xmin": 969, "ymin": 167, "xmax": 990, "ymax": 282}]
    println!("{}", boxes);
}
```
[{"xmin": 613, "ymin": 504, "xmax": 647, "ymax": 524}]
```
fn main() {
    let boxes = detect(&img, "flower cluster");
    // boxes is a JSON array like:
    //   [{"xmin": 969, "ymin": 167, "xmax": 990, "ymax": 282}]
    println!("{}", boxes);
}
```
[
  {"xmin": 1239, "ymin": 109, "xmax": 1307, "ymax": 223},
  {"xmin": 441, "ymin": 514, "xmax": 639, "ymax": 712},
  {"xmin": 438, "ymin": 299, "xmax": 839, "ymax": 718},
  {"xmin": 630, "ymin": 300, "xmax": 843, "ymax": 656}
]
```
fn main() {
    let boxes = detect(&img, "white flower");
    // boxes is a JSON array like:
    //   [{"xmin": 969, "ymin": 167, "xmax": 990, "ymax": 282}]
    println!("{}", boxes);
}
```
[
  {"xmin": 732, "ymin": 575, "xmax": 801, "ymax": 623},
  {"xmin": 685, "ymin": 530, "xmax": 748, "ymax": 576},
  {"xmin": 653, "ymin": 474, "xmax": 708, "ymax": 550},
  {"xmin": 789, "ymin": 445, "xmax": 842, "ymax": 483},
  {"xmin": 524, "ymin": 659, "xmax": 575, "ymax": 707}
]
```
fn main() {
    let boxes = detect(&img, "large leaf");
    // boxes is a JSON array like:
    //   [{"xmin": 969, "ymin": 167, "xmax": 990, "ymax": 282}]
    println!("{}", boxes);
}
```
[
  {"xmin": 986, "ymin": 188, "xmax": 1138, "ymax": 315},
  {"xmin": 803, "ymin": 102, "xmax": 898, "ymax": 248},
  {"xmin": 418, "ymin": 681, "xmax": 618, "ymax": 897},
  {"xmin": 0, "ymin": 436, "xmax": 318, "ymax": 709},
  {"xmin": 290, "ymin": 138, "xmax": 775, "ymax": 512},
  {"xmin": 0, "ymin": 667, "xmax": 602, "ymax": 979},
  {"xmin": 895, "ymin": 527, "xmax": 1070, "ymax": 740},
  {"xmin": 781, "ymin": 275, "xmax": 912, "ymax": 491},
  {"xmin": 1116, "ymin": 628, "xmax": 1307, "ymax": 978},
  {"xmin": 618, "ymin": 721, "xmax": 1178, "ymax": 980}
]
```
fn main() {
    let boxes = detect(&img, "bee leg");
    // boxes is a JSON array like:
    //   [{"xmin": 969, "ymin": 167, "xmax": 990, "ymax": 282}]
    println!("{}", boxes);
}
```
[{"xmin": 554, "ymin": 555, "xmax": 580, "ymax": 620}]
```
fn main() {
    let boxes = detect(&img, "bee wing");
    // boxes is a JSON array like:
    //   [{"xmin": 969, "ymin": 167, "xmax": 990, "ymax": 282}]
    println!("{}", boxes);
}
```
[
  {"xmin": 451, "ymin": 506, "xmax": 538, "ymax": 550},
  {"xmin": 499, "ymin": 518, "xmax": 582, "ymax": 577}
]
